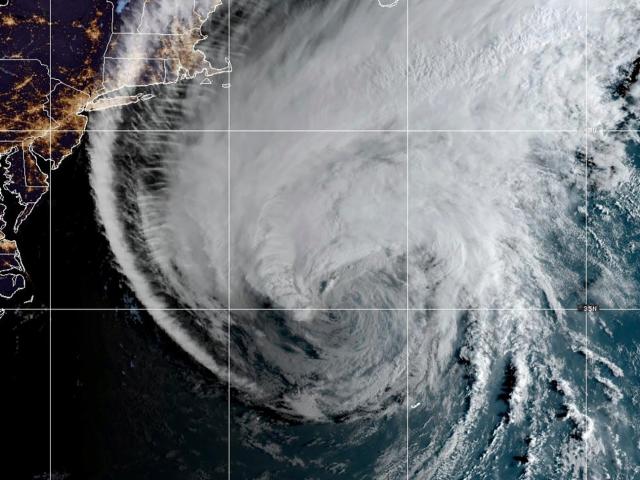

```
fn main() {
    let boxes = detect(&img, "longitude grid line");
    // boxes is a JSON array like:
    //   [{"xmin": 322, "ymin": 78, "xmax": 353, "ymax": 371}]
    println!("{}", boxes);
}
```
[
  {"xmin": 584, "ymin": 0, "xmax": 589, "ymax": 477},
  {"xmin": 405, "ymin": 0, "xmax": 410, "ymax": 479},
  {"xmin": 227, "ymin": 1, "xmax": 232, "ymax": 479},
  {"xmin": 33, "ymin": 1, "xmax": 606, "ymax": 478},
  {"xmin": 49, "ymin": 0, "xmax": 53, "ymax": 477}
]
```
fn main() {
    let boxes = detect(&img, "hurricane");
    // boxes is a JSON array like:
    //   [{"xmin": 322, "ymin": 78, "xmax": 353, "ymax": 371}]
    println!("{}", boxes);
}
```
[{"xmin": 83, "ymin": 0, "xmax": 640, "ymax": 478}]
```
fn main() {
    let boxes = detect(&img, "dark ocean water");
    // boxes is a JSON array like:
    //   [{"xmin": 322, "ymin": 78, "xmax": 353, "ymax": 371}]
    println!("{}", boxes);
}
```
[
  {"xmin": 51, "ymin": 138, "xmax": 141, "ymax": 310},
  {"xmin": 51, "ymin": 310, "xmax": 228, "ymax": 480},
  {"xmin": 41, "ymin": 141, "xmax": 405, "ymax": 479},
  {"xmin": 3, "ymin": 95, "xmax": 638, "ymax": 480},
  {"xmin": 1, "ymin": 310, "xmax": 50, "ymax": 479},
  {"xmin": 6, "ymin": 1, "xmax": 640, "ymax": 478},
  {"xmin": 50, "ymin": 136, "xmax": 226, "ymax": 479}
]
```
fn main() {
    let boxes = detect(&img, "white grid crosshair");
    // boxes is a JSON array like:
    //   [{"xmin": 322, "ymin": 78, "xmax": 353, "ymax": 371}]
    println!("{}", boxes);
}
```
[{"xmin": 25, "ymin": 0, "xmax": 625, "ymax": 477}]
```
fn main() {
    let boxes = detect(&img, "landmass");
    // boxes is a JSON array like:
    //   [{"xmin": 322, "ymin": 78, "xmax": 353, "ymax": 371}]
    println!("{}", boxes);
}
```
[{"xmin": 0, "ymin": 0, "xmax": 230, "ymax": 300}]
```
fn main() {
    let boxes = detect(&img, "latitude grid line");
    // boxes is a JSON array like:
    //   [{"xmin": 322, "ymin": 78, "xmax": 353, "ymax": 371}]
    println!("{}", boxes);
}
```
[
  {"xmin": 1, "ymin": 129, "xmax": 584, "ymax": 132},
  {"xmin": 33, "ymin": 1, "xmax": 618, "ymax": 479},
  {"xmin": 3, "ymin": 128, "xmax": 620, "ymax": 134},
  {"xmin": 0, "ymin": 307, "xmax": 618, "ymax": 311}
]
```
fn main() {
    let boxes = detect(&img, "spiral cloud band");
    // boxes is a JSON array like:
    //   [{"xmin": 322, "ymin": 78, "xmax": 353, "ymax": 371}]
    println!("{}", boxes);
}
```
[{"xmin": 86, "ymin": 0, "xmax": 640, "ymax": 477}]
